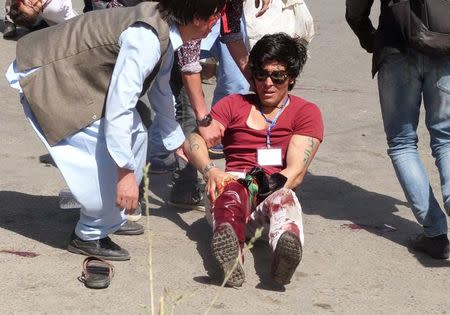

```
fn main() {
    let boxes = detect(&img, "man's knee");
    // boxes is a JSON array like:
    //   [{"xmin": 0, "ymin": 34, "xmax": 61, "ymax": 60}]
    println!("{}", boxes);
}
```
[
  {"xmin": 213, "ymin": 181, "xmax": 250, "ymax": 217},
  {"xmin": 78, "ymin": 195, "xmax": 107, "ymax": 216}
]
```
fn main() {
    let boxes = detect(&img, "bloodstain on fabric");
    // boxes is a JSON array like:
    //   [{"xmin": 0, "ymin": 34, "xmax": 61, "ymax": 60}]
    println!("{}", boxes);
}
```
[
  {"xmin": 266, "ymin": 189, "xmax": 296, "ymax": 214},
  {"xmin": 213, "ymin": 181, "xmax": 250, "ymax": 249},
  {"xmin": 283, "ymin": 222, "xmax": 300, "ymax": 237},
  {"xmin": 0, "ymin": 250, "xmax": 39, "ymax": 258}
]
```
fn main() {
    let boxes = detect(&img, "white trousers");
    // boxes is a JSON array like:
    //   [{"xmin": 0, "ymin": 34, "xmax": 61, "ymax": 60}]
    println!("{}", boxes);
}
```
[{"xmin": 21, "ymin": 96, "xmax": 148, "ymax": 240}]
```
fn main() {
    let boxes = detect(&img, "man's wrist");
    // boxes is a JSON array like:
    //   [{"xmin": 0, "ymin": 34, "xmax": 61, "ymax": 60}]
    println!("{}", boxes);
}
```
[
  {"xmin": 197, "ymin": 113, "xmax": 213, "ymax": 127},
  {"xmin": 202, "ymin": 161, "xmax": 217, "ymax": 180}
]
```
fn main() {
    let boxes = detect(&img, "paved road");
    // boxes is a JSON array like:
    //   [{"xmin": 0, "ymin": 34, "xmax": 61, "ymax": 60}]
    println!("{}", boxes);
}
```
[{"xmin": 0, "ymin": 0, "xmax": 448, "ymax": 314}]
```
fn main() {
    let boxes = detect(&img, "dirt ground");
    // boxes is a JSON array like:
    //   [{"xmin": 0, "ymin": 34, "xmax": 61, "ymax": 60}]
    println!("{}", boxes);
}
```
[{"xmin": 0, "ymin": 0, "xmax": 448, "ymax": 314}]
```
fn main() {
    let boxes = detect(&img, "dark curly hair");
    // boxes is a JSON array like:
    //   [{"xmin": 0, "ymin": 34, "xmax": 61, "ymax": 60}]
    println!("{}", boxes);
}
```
[
  {"xmin": 157, "ymin": 0, "xmax": 226, "ymax": 26},
  {"xmin": 249, "ymin": 33, "xmax": 308, "ymax": 91}
]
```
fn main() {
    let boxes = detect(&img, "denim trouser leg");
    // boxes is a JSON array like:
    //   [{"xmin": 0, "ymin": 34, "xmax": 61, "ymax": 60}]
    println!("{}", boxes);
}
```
[
  {"xmin": 378, "ymin": 52, "xmax": 448, "ymax": 236},
  {"xmin": 171, "ymin": 60, "xmax": 199, "ymax": 182},
  {"xmin": 424, "ymin": 56, "xmax": 450, "ymax": 215},
  {"xmin": 210, "ymin": 19, "xmax": 250, "ymax": 105}
]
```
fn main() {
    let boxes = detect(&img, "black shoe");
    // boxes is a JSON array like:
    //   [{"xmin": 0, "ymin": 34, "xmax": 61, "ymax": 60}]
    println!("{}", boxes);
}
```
[
  {"xmin": 410, "ymin": 233, "xmax": 449, "ymax": 259},
  {"xmin": 3, "ymin": 21, "xmax": 16, "ymax": 39},
  {"xmin": 167, "ymin": 181, "xmax": 205, "ymax": 211},
  {"xmin": 113, "ymin": 221, "xmax": 144, "ymax": 235},
  {"xmin": 67, "ymin": 232, "xmax": 130, "ymax": 261}
]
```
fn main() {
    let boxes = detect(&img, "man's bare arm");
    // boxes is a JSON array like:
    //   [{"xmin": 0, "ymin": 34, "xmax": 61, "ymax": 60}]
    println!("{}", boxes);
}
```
[
  {"xmin": 181, "ymin": 72, "xmax": 224, "ymax": 147},
  {"xmin": 182, "ymin": 131, "xmax": 234, "ymax": 201},
  {"xmin": 182, "ymin": 132, "xmax": 211, "ymax": 171}
]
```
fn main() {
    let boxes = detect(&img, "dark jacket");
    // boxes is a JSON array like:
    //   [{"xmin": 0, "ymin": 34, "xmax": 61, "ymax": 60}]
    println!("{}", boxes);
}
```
[{"xmin": 345, "ymin": 0, "xmax": 406, "ymax": 76}]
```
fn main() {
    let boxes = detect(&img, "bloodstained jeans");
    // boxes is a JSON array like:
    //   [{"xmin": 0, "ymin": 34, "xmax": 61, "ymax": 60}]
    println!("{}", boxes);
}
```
[{"xmin": 207, "ymin": 181, "xmax": 305, "ymax": 252}]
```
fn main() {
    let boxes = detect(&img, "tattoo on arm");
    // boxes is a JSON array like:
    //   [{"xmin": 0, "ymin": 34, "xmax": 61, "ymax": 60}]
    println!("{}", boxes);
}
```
[
  {"xmin": 187, "ymin": 134, "xmax": 200, "ymax": 152},
  {"xmin": 303, "ymin": 137, "xmax": 314, "ymax": 165}
]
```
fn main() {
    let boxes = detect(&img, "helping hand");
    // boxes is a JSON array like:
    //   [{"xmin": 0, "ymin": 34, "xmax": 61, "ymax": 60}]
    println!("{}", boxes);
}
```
[{"xmin": 198, "ymin": 120, "xmax": 224, "ymax": 148}]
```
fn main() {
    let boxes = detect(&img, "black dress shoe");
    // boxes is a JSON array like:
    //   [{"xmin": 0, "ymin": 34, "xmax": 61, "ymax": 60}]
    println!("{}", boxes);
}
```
[
  {"xmin": 3, "ymin": 21, "xmax": 16, "ymax": 39},
  {"xmin": 67, "ymin": 232, "xmax": 130, "ymax": 261},
  {"xmin": 114, "ymin": 221, "xmax": 144, "ymax": 235},
  {"xmin": 410, "ymin": 233, "xmax": 449, "ymax": 259}
]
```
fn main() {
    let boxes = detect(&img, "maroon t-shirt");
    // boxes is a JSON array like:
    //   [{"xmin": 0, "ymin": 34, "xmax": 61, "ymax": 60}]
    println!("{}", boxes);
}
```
[{"xmin": 211, "ymin": 94, "xmax": 324, "ymax": 175}]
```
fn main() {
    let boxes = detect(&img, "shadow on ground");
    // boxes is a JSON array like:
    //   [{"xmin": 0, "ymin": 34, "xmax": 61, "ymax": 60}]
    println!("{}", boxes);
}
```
[
  {"xmin": 1, "ymin": 172, "xmax": 445, "ymax": 269},
  {"xmin": 299, "ymin": 173, "xmax": 450, "ymax": 268},
  {"xmin": 148, "ymin": 171, "xmax": 449, "ymax": 278},
  {"xmin": 0, "ymin": 191, "xmax": 78, "ymax": 249},
  {"xmin": 299, "ymin": 173, "xmax": 416, "ymax": 245}
]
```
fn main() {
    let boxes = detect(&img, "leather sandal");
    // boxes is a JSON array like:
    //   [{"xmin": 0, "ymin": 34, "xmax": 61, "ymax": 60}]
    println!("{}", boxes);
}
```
[{"xmin": 80, "ymin": 256, "xmax": 114, "ymax": 289}]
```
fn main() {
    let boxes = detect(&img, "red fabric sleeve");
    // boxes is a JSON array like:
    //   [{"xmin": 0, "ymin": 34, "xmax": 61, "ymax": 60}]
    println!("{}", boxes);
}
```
[
  {"xmin": 211, "ymin": 95, "xmax": 237, "ymax": 130},
  {"xmin": 293, "ymin": 101, "xmax": 324, "ymax": 142}
]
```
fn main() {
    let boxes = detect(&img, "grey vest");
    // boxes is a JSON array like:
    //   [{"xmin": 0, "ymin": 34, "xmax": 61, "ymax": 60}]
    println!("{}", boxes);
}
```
[{"xmin": 17, "ymin": 2, "xmax": 170, "ymax": 145}]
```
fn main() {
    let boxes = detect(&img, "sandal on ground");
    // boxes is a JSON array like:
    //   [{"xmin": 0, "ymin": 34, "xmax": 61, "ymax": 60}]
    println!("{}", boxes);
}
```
[{"xmin": 79, "ymin": 256, "xmax": 115, "ymax": 289}]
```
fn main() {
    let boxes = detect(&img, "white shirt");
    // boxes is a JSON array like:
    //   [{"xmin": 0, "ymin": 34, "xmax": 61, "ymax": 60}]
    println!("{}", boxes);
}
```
[
  {"xmin": 41, "ymin": 0, "xmax": 77, "ymax": 25},
  {"xmin": 6, "ymin": 22, "xmax": 185, "ymax": 172},
  {"xmin": 105, "ymin": 23, "xmax": 184, "ymax": 170}
]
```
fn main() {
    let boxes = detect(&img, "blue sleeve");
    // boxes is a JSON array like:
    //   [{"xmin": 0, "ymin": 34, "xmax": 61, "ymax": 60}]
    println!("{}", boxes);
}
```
[{"xmin": 104, "ymin": 22, "xmax": 161, "ymax": 170}]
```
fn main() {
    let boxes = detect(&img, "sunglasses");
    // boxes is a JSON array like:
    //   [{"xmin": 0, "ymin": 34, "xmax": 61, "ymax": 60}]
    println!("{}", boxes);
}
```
[{"xmin": 253, "ymin": 69, "xmax": 289, "ymax": 85}]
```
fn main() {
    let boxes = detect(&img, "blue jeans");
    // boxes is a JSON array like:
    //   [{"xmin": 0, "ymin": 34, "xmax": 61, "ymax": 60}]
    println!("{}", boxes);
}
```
[
  {"xmin": 205, "ymin": 19, "xmax": 249, "ymax": 105},
  {"xmin": 377, "ymin": 51, "xmax": 450, "ymax": 236},
  {"xmin": 171, "ymin": 60, "xmax": 199, "ymax": 182}
]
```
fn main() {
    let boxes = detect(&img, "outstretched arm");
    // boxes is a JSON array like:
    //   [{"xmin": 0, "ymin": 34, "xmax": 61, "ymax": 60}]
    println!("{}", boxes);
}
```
[
  {"xmin": 177, "ymin": 41, "xmax": 224, "ymax": 148},
  {"xmin": 280, "ymin": 135, "xmax": 321, "ymax": 189},
  {"xmin": 105, "ymin": 23, "xmax": 164, "ymax": 213},
  {"xmin": 183, "ymin": 132, "xmax": 235, "ymax": 202},
  {"xmin": 181, "ymin": 72, "xmax": 225, "ymax": 147}
]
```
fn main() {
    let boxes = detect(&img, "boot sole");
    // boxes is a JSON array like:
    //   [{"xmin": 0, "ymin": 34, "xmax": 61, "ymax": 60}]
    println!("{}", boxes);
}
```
[
  {"xmin": 272, "ymin": 231, "xmax": 302, "ymax": 285},
  {"xmin": 67, "ymin": 245, "xmax": 131, "ymax": 261},
  {"xmin": 211, "ymin": 223, "xmax": 245, "ymax": 287},
  {"xmin": 113, "ymin": 229, "xmax": 144, "ymax": 235}
]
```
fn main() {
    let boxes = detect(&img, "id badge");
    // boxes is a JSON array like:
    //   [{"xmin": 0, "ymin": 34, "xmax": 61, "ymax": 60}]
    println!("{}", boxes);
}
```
[{"xmin": 257, "ymin": 147, "xmax": 282, "ymax": 166}]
